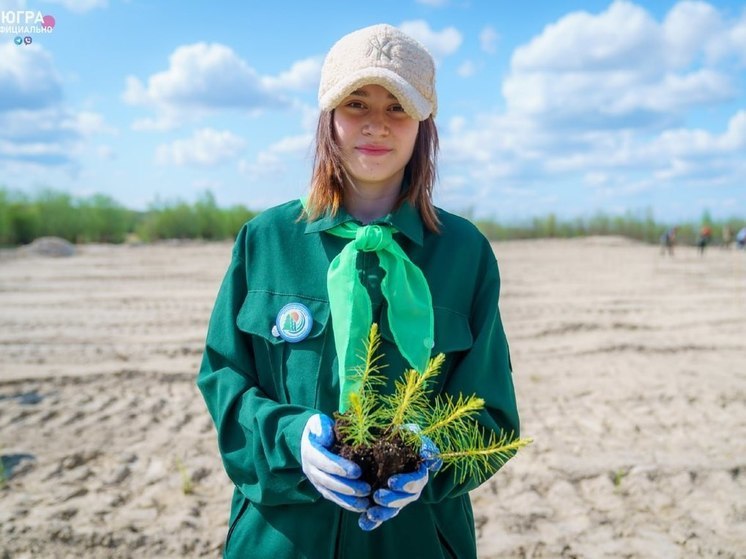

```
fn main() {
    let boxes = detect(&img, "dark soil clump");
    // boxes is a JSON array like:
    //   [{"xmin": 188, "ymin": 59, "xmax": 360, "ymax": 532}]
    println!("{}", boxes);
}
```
[{"xmin": 332, "ymin": 423, "xmax": 421, "ymax": 491}]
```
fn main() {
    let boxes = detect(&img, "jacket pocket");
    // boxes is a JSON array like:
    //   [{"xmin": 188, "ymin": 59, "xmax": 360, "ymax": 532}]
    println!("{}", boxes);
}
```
[
  {"xmin": 430, "ymin": 306, "xmax": 473, "ymax": 355},
  {"xmin": 236, "ymin": 290, "xmax": 332, "ymax": 408},
  {"xmin": 379, "ymin": 305, "xmax": 473, "ymax": 390},
  {"xmin": 379, "ymin": 306, "xmax": 473, "ymax": 354}
]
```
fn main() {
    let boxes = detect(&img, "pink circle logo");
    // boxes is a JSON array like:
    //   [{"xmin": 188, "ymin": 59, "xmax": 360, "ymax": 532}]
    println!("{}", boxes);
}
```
[{"xmin": 43, "ymin": 15, "xmax": 55, "ymax": 28}]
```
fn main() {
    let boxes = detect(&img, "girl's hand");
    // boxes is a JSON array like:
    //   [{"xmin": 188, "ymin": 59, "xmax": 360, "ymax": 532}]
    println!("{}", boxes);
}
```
[
  {"xmin": 358, "ymin": 432, "xmax": 441, "ymax": 531},
  {"xmin": 300, "ymin": 413, "xmax": 371, "ymax": 512}
]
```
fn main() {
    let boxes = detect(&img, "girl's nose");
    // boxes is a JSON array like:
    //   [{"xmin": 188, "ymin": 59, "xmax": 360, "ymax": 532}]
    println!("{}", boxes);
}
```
[{"xmin": 362, "ymin": 111, "xmax": 389, "ymax": 136}]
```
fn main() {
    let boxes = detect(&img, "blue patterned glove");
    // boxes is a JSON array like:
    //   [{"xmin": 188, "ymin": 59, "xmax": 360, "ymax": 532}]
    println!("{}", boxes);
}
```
[
  {"xmin": 301, "ymin": 413, "xmax": 371, "ymax": 512},
  {"xmin": 358, "ymin": 432, "xmax": 441, "ymax": 531}
]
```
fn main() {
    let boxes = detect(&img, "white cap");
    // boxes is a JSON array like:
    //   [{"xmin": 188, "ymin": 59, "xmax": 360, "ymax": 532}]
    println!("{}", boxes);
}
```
[{"xmin": 318, "ymin": 24, "xmax": 437, "ymax": 121}]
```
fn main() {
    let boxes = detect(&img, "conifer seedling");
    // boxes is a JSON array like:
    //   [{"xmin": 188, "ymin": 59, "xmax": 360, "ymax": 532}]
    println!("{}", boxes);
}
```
[{"xmin": 333, "ymin": 324, "xmax": 531, "ymax": 490}]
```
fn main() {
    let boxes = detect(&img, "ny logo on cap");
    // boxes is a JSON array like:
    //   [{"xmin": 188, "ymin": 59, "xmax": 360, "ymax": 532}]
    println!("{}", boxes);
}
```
[{"xmin": 367, "ymin": 36, "xmax": 397, "ymax": 61}]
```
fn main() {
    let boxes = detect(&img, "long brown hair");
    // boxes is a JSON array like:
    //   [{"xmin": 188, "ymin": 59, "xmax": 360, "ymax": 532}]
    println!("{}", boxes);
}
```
[{"xmin": 304, "ymin": 110, "xmax": 441, "ymax": 233}]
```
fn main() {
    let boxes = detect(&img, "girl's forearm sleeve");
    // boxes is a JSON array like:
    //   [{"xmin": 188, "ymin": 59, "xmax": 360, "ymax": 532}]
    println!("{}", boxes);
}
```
[{"xmin": 197, "ymin": 244, "xmax": 317, "ymax": 507}]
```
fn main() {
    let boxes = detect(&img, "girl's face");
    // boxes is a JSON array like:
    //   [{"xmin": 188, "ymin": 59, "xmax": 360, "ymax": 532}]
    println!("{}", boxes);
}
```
[{"xmin": 333, "ymin": 84, "xmax": 419, "ymax": 195}]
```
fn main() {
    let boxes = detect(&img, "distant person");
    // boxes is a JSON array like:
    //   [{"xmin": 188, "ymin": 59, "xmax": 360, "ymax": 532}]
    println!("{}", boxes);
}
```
[
  {"xmin": 722, "ymin": 225, "xmax": 732, "ymax": 249},
  {"xmin": 660, "ymin": 227, "xmax": 677, "ymax": 256},
  {"xmin": 697, "ymin": 225, "xmax": 712, "ymax": 256},
  {"xmin": 737, "ymin": 227, "xmax": 746, "ymax": 250},
  {"xmin": 196, "ymin": 24, "xmax": 520, "ymax": 559}
]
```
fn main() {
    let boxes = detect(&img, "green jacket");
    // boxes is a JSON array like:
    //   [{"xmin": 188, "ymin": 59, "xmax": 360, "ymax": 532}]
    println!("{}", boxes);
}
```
[{"xmin": 198, "ymin": 199, "xmax": 519, "ymax": 559}]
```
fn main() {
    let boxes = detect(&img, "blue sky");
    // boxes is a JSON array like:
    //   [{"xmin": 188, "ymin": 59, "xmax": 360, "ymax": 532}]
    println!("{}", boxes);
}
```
[{"xmin": 1, "ymin": 0, "xmax": 744, "ymax": 223}]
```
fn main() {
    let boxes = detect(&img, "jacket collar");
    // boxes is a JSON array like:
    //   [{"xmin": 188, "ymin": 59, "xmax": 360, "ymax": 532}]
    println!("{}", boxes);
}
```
[{"xmin": 304, "ymin": 200, "xmax": 424, "ymax": 247}]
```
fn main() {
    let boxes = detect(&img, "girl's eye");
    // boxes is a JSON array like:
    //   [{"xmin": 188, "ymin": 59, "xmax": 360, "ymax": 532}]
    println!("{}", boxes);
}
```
[
  {"xmin": 346, "ymin": 101, "xmax": 366, "ymax": 109},
  {"xmin": 390, "ymin": 104, "xmax": 405, "ymax": 113}
]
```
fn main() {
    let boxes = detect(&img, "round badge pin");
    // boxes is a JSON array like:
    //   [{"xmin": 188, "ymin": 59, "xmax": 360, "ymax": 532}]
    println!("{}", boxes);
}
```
[{"xmin": 275, "ymin": 303, "xmax": 313, "ymax": 343}]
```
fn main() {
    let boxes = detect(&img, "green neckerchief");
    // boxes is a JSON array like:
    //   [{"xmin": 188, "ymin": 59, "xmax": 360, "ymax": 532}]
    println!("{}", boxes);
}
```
[{"xmin": 301, "ymin": 199, "xmax": 434, "ymax": 412}]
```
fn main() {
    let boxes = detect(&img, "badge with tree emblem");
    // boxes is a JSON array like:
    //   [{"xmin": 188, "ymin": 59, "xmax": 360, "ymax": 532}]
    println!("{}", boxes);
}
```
[{"xmin": 275, "ymin": 303, "xmax": 313, "ymax": 343}]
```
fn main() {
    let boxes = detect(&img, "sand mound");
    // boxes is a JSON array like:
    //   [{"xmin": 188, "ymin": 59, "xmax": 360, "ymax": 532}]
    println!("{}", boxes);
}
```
[{"xmin": 22, "ymin": 236, "xmax": 76, "ymax": 257}]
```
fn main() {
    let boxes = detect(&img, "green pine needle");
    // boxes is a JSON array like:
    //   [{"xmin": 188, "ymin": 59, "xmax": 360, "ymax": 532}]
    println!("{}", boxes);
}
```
[
  {"xmin": 421, "ymin": 393, "xmax": 485, "ymax": 438},
  {"xmin": 383, "ymin": 353, "xmax": 442, "ymax": 427},
  {"xmin": 336, "ymin": 324, "xmax": 532, "ymax": 480},
  {"xmin": 438, "ymin": 428, "xmax": 533, "ymax": 483},
  {"xmin": 336, "ymin": 323, "xmax": 387, "ymax": 446}
]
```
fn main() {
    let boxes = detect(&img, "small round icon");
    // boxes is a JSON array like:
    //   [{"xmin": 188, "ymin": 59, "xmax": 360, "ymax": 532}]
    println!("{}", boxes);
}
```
[
  {"xmin": 14, "ymin": 36, "xmax": 23, "ymax": 45},
  {"xmin": 23, "ymin": 36, "xmax": 32, "ymax": 45},
  {"xmin": 275, "ymin": 303, "xmax": 313, "ymax": 343},
  {"xmin": 43, "ymin": 15, "xmax": 56, "ymax": 29}
]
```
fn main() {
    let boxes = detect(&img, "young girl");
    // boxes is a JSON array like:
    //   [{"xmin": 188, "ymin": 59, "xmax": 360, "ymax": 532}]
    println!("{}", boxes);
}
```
[{"xmin": 198, "ymin": 23, "xmax": 520, "ymax": 559}]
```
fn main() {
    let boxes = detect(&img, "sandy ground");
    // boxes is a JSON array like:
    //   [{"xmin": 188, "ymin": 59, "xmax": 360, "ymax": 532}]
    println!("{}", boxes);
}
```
[{"xmin": 1, "ymin": 237, "xmax": 744, "ymax": 558}]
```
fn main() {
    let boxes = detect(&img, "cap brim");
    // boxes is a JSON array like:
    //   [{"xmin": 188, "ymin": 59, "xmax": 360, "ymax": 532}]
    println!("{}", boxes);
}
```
[{"xmin": 318, "ymin": 67, "xmax": 432, "ymax": 121}]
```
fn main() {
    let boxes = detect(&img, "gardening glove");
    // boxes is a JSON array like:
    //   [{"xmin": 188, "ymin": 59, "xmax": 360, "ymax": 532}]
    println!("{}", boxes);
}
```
[
  {"xmin": 358, "ymin": 433, "xmax": 441, "ymax": 531},
  {"xmin": 301, "ymin": 413, "xmax": 371, "ymax": 513}
]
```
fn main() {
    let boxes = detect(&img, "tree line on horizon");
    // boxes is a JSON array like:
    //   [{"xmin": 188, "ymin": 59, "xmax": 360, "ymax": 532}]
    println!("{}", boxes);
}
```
[
  {"xmin": 0, "ymin": 188, "xmax": 256, "ymax": 246},
  {"xmin": 0, "ymin": 187, "xmax": 741, "ymax": 248}
]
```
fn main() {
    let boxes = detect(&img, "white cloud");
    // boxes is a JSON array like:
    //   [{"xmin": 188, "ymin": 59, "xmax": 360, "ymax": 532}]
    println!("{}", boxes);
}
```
[
  {"xmin": 123, "ymin": 43, "xmax": 283, "ymax": 112},
  {"xmin": 239, "ymin": 133, "xmax": 312, "ymax": 178},
  {"xmin": 436, "ymin": 2, "xmax": 746, "ymax": 217},
  {"xmin": 128, "ymin": 112, "xmax": 181, "ymax": 132},
  {"xmin": 65, "ymin": 111, "xmax": 116, "ymax": 136},
  {"xmin": 0, "ymin": 0, "xmax": 26, "ymax": 9},
  {"xmin": 398, "ymin": 20, "xmax": 462, "ymax": 58},
  {"xmin": 510, "ymin": 0, "xmax": 746, "ymax": 74},
  {"xmin": 583, "ymin": 172, "xmax": 609, "ymax": 187},
  {"xmin": 0, "ymin": 136, "xmax": 65, "ymax": 158},
  {"xmin": 504, "ymin": 67, "xmax": 733, "ymax": 126},
  {"xmin": 123, "ymin": 43, "xmax": 323, "ymax": 130},
  {"xmin": 415, "ymin": 0, "xmax": 448, "ymax": 6},
  {"xmin": 619, "ymin": 69, "xmax": 734, "ymax": 113},
  {"xmin": 265, "ymin": 134, "xmax": 313, "ymax": 155},
  {"xmin": 0, "ymin": 43, "xmax": 110, "ymax": 169},
  {"xmin": 663, "ymin": 1, "xmax": 746, "ymax": 65},
  {"xmin": 120, "ymin": 75, "xmax": 148, "ymax": 106},
  {"xmin": 457, "ymin": 60, "xmax": 476, "ymax": 78},
  {"xmin": 726, "ymin": 10, "xmax": 746, "ymax": 63},
  {"xmin": 448, "ymin": 116, "xmax": 467, "ymax": 134},
  {"xmin": 298, "ymin": 102, "xmax": 321, "ymax": 132},
  {"xmin": 722, "ymin": 111, "xmax": 746, "ymax": 149},
  {"xmin": 0, "ymin": 43, "xmax": 62, "ymax": 111},
  {"xmin": 0, "ymin": 108, "xmax": 83, "ymax": 167},
  {"xmin": 40, "ymin": 0, "xmax": 107, "ymax": 13},
  {"xmin": 650, "ymin": 110, "xmax": 746, "ymax": 157},
  {"xmin": 262, "ymin": 56, "xmax": 322, "ymax": 92},
  {"xmin": 512, "ymin": 1, "xmax": 662, "ymax": 73},
  {"xmin": 442, "ymin": 106, "xmax": 746, "ymax": 207},
  {"xmin": 480, "ymin": 26, "xmax": 498, "ymax": 54},
  {"xmin": 439, "ymin": 175, "xmax": 467, "ymax": 191},
  {"xmin": 0, "ymin": 108, "xmax": 115, "ymax": 170},
  {"xmin": 662, "ymin": 1, "xmax": 724, "ymax": 67},
  {"xmin": 502, "ymin": 1, "xmax": 738, "ymax": 127},
  {"xmin": 96, "ymin": 144, "xmax": 114, "ymax": 159},
  {"xmin": 155, "ymin": 128, "xmax": 247, "ymax": 167},
  {"xmin": 0, "ymin": 107, "xmax": 109, "ymax": 143}
]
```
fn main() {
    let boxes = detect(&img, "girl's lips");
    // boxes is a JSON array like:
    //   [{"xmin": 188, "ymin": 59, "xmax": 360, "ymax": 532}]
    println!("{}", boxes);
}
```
[{"xmin": 356, "ymin": 145, "xmax": 392, "ymax": 156}]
